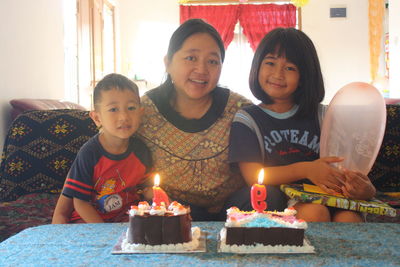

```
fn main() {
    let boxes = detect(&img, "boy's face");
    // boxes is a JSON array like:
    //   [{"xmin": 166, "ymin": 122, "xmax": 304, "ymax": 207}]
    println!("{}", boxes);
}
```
[{"xmin": 90, "ymin": 88, "xmax": 143, "ymax": 141}]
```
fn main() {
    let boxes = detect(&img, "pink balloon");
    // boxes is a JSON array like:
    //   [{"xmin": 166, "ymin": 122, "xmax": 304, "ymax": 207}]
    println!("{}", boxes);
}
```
[{"xmin": 320, "ymin": 82, "xmax": 386, "ymax": 175}]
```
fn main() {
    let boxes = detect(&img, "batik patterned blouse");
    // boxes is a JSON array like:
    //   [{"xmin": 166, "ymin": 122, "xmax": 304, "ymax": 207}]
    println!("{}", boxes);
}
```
[{"xmin": 138, "ymin": 85, "xmax": 250, "ymax": 212}]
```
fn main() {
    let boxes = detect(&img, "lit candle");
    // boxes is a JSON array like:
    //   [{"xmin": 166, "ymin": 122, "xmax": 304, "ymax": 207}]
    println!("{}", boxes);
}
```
[
  {"xmin": 251, "ymin": 169, "xmax": 267, "ymax": 213},
  {"xmin": 152, "ymin": 173, "xmax": 170, "ymax": 207}
]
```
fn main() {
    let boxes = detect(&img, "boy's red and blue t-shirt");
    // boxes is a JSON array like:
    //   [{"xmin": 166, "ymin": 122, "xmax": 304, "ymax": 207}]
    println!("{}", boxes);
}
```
[{"xmin": 63, "ymin": 134, "xmax": 152, "ymax": 221}]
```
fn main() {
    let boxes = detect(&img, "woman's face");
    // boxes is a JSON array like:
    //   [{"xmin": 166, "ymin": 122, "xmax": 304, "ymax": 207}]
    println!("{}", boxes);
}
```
[
  {"xmin": 165, "ymin": 33, "xmax": 222, "ymax": 101},
  {"xmin": 258, "ymin": 53, "xmax": 300, "ymax": 103}
]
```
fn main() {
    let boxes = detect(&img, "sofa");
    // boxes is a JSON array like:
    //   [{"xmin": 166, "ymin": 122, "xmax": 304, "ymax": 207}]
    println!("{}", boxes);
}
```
[
  {"xmin": 9, "ymin": 98, "xmax": 86, "ymax": 121},
  {"xmin": 0, "ymin": 106, "xmax": 97, "ymax": 242},
  {"xmin": 0, "ymin": 104, "xmax": 399, "ymax": 242}
]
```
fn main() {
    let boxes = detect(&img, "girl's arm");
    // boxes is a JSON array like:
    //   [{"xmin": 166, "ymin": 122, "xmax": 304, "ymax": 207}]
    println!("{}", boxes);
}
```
[
  {"xmin": 239, "ymin": 156, "xmax": 346, "ymax": 194},
  {"xmin": 73, "ymin": 198, "xmax": 104, "ymax": 223},
  {"xmin": 52, "ymin": 194, "xmax": 74, "ymax": 224}
]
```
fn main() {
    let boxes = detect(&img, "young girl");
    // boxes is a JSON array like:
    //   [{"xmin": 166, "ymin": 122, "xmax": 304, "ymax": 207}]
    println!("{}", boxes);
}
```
[{"xmin": 228, "ymin": 28, "xmax": 376, "ymax": 222}]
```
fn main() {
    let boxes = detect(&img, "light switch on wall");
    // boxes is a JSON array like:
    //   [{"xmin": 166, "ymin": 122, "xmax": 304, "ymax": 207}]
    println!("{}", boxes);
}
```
[{"xmin": 330, "ymin": 7, "xmax": 347, "ymax": 18}]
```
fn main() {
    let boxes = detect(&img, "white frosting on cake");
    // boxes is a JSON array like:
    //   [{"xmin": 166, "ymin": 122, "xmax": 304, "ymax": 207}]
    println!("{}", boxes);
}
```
[
  {"xmin": 129, "ymin": 207, "xmax": 144, "ymax": 216},
  {"xmin": 138, "ymin": 202, "xmax": 150, "ymax": 210},
  {"xmin": 225, "ymin": 207, "xmax": 307, "ymax": 229},
  {"xmin": 129, "ymin": 201, "xmax": 190, "ymax": 217},
  {"xmin": 149, "ymin": 205, "xmax": 167, "ymax": 216},
  {"xmin": 121, "ymin": 227, "xmax": 201, "ymax": 252},
  {"xmin": 168, "ymin": 201, "xmax": 188, "ymax": 215}
]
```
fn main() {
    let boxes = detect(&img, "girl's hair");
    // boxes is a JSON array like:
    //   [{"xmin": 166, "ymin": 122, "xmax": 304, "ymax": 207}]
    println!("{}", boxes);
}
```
[
  {"xmin": 162, "ymin": 18, "xmax": 225, "ymax": 87},
  {"xmin": 93, "ymin": 73, "xmax": 139, "ymax": 109},
  {"xmin": 249, "ymin": 27, "xmax": 325, "ymax": 118}
]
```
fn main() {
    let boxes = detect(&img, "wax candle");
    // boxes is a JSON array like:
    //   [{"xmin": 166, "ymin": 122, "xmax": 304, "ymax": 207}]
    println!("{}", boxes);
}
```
[
  {"xmin": 251, "ymin": 169, "xmax": 267, "ymax": 213},
  {"xmin": 152, "ymin": 174, "xmax": 170, "ymax": 207}
]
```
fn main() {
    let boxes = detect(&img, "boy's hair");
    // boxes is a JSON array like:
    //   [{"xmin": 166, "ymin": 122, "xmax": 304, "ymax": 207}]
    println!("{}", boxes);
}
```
[
  {"xmin": 93, "ymin": 73, "xmax": 139, "ymax": 109},
  {"xmin": 163, "ymin": 18, "xmax": 225, "ymax": 87},
  {"xmin": 249, "ymin": 27, "xmax": 325, "ymax": 118}
]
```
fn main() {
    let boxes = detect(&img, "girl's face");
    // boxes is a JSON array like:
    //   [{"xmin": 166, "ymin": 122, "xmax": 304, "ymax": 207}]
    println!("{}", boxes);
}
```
[
  {"xmin": 165, "ymin": 33, "xmax": 222, "ymax": 101},
  {"xmin": 258, "ymin": 53, "xmax": 300, "ymax": 103}
]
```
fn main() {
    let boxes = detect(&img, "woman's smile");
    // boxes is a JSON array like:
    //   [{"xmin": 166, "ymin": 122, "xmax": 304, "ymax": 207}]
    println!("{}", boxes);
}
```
[{"xmin": 166, "ymin": 32, "xmax": 222, "ymax": 101}]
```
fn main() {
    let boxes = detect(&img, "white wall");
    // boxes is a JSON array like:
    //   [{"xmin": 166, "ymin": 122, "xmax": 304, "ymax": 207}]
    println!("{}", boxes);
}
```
[
  {"xmin": 301, "ymin": 1, "xmax": 370, "ymax": 104},
  {"xmin": 119, "ymin": 0, "xmax": 179, "ymax": 91},
  {"xmin": 0, "ymin": 0, "xmax": 65, "ymax": 151},
  {"xmin": 389, "ymin": 0, "xmax": 400, "ymax": 98}
]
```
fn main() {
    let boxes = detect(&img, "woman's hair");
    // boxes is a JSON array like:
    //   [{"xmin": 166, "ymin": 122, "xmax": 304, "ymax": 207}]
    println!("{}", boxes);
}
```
[
  {"xmin": 162, "ymin": 18, "xmax": 225, "ymax": 87},
  {"xmin": 249, "ymin": 27, "xmax": 325, "ymax": 118},
  {"xmin": 93, "ymin": 73, "xmax": 139, "ymax": 109}
]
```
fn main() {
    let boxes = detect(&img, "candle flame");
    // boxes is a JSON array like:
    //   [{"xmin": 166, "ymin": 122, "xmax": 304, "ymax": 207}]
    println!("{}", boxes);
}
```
[
  {"xmin": 154, "ymin": 173, "xmax": 160, "ymax": 187},
  {"xmin": 257, "ymin": 169, "xmax": 264, "ymax": 184}
]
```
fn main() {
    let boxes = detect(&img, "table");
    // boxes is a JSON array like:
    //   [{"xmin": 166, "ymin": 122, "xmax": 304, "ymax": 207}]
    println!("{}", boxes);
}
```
[{"xmin": 1, "ymin": 222, "xmax": 399, "ymax": 267}]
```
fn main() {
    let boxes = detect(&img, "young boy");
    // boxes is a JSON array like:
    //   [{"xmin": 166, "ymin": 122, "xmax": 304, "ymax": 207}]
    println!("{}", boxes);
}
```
[{"xmin": 52, "ymin": 73, "xmax": 152, "ymax": 223}]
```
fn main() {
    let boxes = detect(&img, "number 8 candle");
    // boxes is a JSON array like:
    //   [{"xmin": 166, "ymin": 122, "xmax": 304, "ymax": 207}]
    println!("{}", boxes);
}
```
[{"xmin": 251, "ymin": 169, "xmax": 267, "ymax": 213}]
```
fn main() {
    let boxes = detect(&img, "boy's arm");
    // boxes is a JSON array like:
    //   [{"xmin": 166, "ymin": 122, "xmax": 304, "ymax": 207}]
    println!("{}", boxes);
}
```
[
  {"xmin": 52, "ymin": 194, "xmax": 74, "ymax": 224},
  {"xmin": 73, "ymin": 198, "xmax": 104, "ymax": 223},
  {"xmin": 239, "ymin": 156, "xmax": 346, "ymax": 195},
  {"xmin": 136, "ymin": 174, "xmax": 155, "ymax": 203},
  {"xmin": 142, "ymin": 187, "xmax": 154, "ymax": 202}
]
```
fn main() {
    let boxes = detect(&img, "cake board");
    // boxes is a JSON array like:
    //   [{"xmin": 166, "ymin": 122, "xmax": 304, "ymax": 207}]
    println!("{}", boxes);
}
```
[{"xmin": 112, "ymin": 227, "xmax": 206, "ymax": 254}]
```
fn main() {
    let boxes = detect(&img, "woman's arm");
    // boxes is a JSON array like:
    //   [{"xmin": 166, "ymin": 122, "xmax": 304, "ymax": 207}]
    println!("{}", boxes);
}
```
[
  {"xmin": 239, "ymin": 156, "xmax": 346, "ymax": 194},
  {"xmin": 73, "ymin": 198, "xmax": 104, "ymax": 223},
  {"xmin": 52, "ymin": 194, "xmax": 74, "ymax": 224}
]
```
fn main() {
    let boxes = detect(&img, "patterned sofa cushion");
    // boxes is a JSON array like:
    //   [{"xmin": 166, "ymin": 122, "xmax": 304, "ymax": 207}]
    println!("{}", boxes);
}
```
[
  {"xmin": 369, "ymin": 104, "xmax": 400, "ymax": 192},
  {"xmin": 0, "ymin": 109, "xmax": 97, "ymax": 201}
]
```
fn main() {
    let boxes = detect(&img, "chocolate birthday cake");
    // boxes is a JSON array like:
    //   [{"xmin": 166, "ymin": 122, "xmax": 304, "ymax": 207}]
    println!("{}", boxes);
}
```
[
  {"xmin": 121, "ymin": 201, "xmax": 201, "ymax": 251},
  {"xmin": 220, "ymin": 207, "xmax": 312, "ymax": 253}
]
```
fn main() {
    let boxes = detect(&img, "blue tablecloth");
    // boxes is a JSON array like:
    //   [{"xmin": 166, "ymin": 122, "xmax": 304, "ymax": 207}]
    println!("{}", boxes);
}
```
[{"xmin": 0, "ymin": 222, "xmax": 399, "ymax": 266}]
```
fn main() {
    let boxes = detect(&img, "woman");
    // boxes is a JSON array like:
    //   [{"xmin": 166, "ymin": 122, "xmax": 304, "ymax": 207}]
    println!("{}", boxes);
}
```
[{"xmin": 137, "ymin": 19, "xmax": 286, "ymax": 221}]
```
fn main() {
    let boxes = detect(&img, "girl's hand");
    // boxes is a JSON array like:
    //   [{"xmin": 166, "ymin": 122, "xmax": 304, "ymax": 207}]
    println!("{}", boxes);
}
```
[
  {"xmin": 341, "ymin": 170, "xmax": 376, "ymax": 200},
  {"xmin": 307, "ymin": 157, "xmax": 345, "ymax": 195}
]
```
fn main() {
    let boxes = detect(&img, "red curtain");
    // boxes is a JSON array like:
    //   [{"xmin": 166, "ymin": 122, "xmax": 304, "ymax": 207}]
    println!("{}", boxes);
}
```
[
  {"xmin": 180, "ymin": 4, "xmax": 296, "ymax": 51},
  {"xmin": 180, "ymin": 5, "xmax": 240, "ymax": 49},
  {"xmin": 239, "ymin": 4, "xmax": 297, "ymax": 51}
]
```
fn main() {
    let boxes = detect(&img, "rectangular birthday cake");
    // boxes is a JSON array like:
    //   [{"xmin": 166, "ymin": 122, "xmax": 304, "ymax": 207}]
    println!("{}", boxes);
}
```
[{"xmin": 220, "ymin": 207, "xmax": 313, "ymax": 253}]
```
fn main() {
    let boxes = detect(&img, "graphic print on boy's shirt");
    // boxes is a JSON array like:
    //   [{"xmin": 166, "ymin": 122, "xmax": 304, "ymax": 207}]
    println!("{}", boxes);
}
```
[{"xmin": 95, "ymin": 169, "xmax": 129, "ymax": 213}]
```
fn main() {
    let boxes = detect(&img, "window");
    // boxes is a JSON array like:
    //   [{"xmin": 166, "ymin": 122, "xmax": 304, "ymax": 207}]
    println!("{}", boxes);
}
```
[
  {"xmin": 63, "ymin": 0, "xmax": 116, "ymax": 108},
  {"xmin": 219, "ymin": 23, "xmax": 256, "ymax": 102}
]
